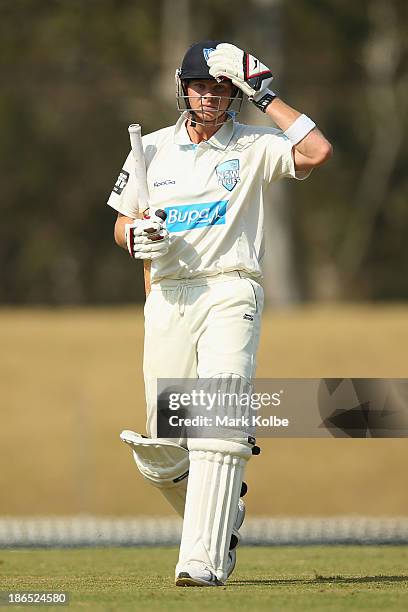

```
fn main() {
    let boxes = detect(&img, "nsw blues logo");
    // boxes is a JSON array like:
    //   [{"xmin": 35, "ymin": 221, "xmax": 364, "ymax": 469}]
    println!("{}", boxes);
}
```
[
  {"xmin": 216, "ymin": 159, "xmax": 240, "ymax": 192},
  {"xmin": 165, "ymin": 200, "xmax": 228, "ymax": 233},
  {"xmin": 203, "ymin": 48, "xmax": 216, "ymax": 62}
]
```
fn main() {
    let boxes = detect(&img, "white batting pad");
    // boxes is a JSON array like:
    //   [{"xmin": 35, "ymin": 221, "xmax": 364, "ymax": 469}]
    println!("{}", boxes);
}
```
[
  {"xmin": 120, "ymin": 430, "xmax": 189, "ymax": 517},
  {"xmin": 176, "ymin": 438, "xmax": 252, "ymax": 582}
]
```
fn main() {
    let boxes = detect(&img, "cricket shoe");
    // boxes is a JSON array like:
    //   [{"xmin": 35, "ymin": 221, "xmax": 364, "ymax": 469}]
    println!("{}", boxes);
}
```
[
  {"xmin": 175, "ymin": 562, "xmax": 225, "ymax": 587},
  {"xmin": 175, "ymin": 498, "xmax": 246, "ymax": 586}
]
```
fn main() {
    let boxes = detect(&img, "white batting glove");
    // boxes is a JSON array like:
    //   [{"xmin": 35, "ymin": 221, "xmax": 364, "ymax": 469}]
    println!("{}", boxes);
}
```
[
  {"xmin": 125, "ymin": 218, "xmax": 170, "ymax": 260},
  {"xmin": 207, "ymin": 43, "xmax": 276, "ymax": 113}
]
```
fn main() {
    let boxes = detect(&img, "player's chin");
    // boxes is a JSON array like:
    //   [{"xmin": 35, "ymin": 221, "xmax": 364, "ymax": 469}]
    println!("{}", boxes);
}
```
[{"xmin": 194, "ymin": 110, "xmax": 226, "ymax": 123}]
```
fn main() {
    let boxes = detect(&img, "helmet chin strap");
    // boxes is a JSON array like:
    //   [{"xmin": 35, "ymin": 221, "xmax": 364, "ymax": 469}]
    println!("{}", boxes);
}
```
[{"xmin": 182, "ymin": 80, "xmax": 198, "ymax": 127}]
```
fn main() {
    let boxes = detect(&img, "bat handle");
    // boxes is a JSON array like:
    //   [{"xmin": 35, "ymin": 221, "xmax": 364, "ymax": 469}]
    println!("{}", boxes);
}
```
[
  {"xmin": 154, "ymin": 209, "xmax": 167, "ymax": 222},
  {"xmin": 143, "ymin": 208, "xmax": 167, "ymax": 225},
  {"xmin": 143, "ymin": 209, "xmax": 167, "ymax": 221},
  {"xmin": 143, "ymin": 209, "xmax": 167, "ymax": 297},
  {"xmin": 143, "ymin": 209, "xmax": 167, "ymax": 233}
]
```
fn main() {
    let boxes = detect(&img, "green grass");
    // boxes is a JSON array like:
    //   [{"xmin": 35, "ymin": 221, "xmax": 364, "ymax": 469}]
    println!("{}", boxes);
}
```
[{"xmin": 0, "ymin": 546, "xmax": 407, "ymax": 611}]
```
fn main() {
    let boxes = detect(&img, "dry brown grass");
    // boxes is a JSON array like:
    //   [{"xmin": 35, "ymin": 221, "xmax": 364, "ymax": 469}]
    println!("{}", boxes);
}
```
[{"xmin": 1, "ymin": 305, "xmax": 407, "ymax": 516}]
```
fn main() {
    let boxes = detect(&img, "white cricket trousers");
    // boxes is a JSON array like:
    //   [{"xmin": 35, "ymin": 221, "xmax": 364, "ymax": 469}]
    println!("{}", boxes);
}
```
[{"xmin": 143, "ymin": 271, "xmax": 264, "ymax": 438}]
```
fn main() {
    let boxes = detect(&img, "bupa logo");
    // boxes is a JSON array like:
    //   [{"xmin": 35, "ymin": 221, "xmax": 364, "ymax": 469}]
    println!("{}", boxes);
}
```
[
  {"xmin": 216, "ymin": 159, "xmax": 240, "ymax": 192},
  {"xmin": 203, "ymin": 48, "xmax": 216, "ymax": 62},
  {"xmin": 165, "ymin": 200, "xmax": 228, "ymax": 233}
]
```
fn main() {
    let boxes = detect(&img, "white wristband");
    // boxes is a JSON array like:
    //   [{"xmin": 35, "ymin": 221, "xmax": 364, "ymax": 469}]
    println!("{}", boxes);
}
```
[{"xmin": 284, "ymin": 114, "xmax": 316, "ymax": 145}]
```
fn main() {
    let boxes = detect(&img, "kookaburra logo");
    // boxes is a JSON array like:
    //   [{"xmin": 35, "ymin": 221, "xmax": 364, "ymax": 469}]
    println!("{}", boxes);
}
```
[{"xmin": 216, "ymin": 159, "xmax": 240, "ymax": 192}]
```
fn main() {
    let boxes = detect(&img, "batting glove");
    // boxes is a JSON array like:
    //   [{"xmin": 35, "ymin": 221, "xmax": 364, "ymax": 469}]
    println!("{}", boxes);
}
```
[
  {"xmin": 207, "ymin": 43, "xmax": 276, "ymax": 113},
  {"xmin": 125, "ymin": 218, "xmax": 170, "ymax": 260}
]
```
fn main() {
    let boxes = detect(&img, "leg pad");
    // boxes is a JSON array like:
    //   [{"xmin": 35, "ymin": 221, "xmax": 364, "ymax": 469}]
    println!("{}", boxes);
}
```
[
  {"xmin": 176, "ymin": 437, "xmax": 252, "ymax": 582},
  {"xmin": 120, "ymin": 430, "xmax": 189, "ymax": 516}
]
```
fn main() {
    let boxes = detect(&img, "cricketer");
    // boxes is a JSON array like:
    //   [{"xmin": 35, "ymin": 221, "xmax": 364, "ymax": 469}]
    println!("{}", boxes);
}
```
[{"xmin": 108, "ymin": 40, "xmax": 332, "ymax": 586}]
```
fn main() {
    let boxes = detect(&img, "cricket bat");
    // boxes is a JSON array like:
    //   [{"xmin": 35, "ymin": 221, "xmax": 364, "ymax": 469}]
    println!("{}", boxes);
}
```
[{"xmin": 128, "ymin": 124, "xmax": 166, "ymax": 297}]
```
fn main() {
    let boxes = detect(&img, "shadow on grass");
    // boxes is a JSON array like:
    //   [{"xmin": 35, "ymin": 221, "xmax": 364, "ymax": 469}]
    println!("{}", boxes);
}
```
[{"xmin": 232, "ymin": 575, "xmax": 408, "ymax": 586}]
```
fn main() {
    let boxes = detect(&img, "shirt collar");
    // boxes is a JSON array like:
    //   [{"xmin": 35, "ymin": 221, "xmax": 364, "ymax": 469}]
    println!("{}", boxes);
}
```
[{"xmin": 173, "ymin": 112, "xmax": 235, "ymax": 150}]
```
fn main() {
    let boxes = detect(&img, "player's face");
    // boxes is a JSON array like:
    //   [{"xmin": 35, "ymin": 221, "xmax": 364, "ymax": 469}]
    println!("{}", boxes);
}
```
[{"xmin": 186, "ymin": 79, "xmax": 234, "ymax": 124}]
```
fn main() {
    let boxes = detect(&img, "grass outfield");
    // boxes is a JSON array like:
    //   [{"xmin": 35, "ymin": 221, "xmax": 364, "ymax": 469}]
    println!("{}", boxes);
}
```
[{"xmin": 1, "ymin": 547, "xmax": 407, "ymax": 611}]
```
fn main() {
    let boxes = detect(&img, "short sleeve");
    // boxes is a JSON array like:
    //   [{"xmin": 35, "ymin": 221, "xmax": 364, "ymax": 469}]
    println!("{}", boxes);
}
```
[
  {"xmin": 263, "ymin": 131, "xmax": 312, "ymax": 183},
  {"xmin": 106, "ymin": 151, "xmax": 139, "ymax": 218}
]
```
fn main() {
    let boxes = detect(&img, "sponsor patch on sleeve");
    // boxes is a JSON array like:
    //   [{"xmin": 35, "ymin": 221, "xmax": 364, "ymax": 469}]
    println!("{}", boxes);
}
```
[{"xmin": 112, "ymin": 169, "xmax": 129, "ymax": 195}]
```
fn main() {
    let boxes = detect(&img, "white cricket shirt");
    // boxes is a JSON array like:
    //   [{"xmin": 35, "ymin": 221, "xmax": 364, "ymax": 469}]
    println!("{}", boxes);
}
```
[{"xmin": 107, "ymin": 113, "xmax": 310, "ymax": 282}]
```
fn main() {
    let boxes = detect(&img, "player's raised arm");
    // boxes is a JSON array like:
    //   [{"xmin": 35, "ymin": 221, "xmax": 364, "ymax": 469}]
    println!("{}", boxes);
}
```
[
  {"xmin": 264, "ymin": 98, "xmax": 332, "ymax": 171},
  {"xmin": 207, "ymin": 43, "xmax": 333, "ymax": 172}
]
